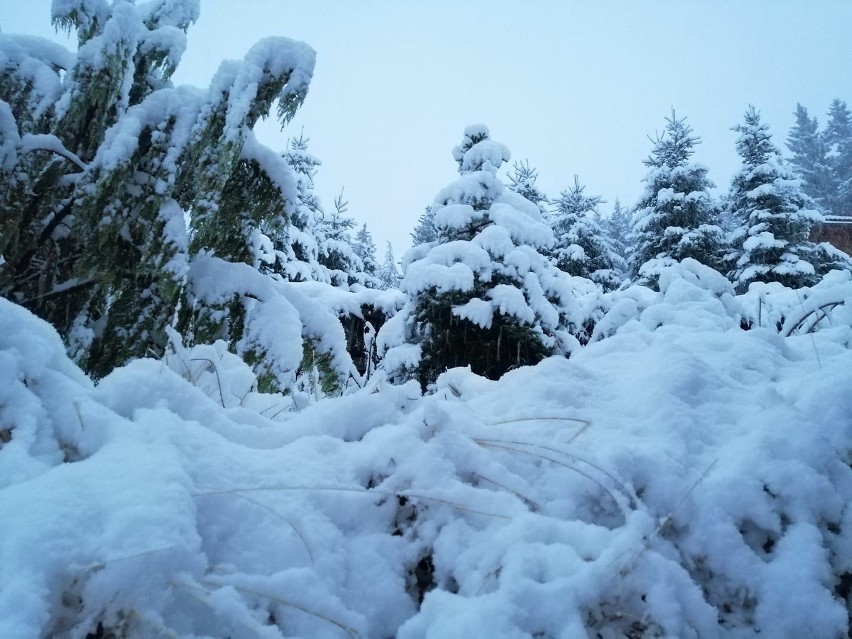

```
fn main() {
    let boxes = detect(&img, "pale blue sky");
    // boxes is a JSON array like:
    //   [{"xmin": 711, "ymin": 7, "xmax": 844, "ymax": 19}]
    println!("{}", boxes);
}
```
[{"xmin": 2, "ymin": 1, "xmax": 850, "ymax": 256}]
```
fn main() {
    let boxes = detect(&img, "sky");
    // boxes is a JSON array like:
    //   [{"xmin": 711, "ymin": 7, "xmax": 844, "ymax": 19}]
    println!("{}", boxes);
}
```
[{"xmin": 1, "ymin": 1, "xmax": 851, "ymax": 258}]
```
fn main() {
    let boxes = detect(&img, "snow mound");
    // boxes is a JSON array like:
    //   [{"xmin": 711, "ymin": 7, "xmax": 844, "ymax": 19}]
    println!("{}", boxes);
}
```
[{"xmin": 1, "ymin": 282, "xmax": 850, "ymax": 637}]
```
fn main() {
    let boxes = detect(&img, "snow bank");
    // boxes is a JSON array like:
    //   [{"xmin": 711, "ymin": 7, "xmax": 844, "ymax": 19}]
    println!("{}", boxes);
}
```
[{"xmin": 1, "ymin": 265, "xmax": 850, "ymax": 637}]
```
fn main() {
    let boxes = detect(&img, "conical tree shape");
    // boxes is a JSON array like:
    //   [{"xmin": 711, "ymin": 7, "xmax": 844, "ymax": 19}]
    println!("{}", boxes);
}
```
[
  {"xmin": 550, "ymin": 175, "xmax": 624, "ymax": 291},
  {"xmin": 390, "ymin": 124, "xmax": 578, "ymax": 388},
  {"xmin": 631, "ymin": 111, "xmax": 725, "ymax": 288},
  {"xmin": 727, "ymin": 106, "xmax": 837, "ymax": 291}
]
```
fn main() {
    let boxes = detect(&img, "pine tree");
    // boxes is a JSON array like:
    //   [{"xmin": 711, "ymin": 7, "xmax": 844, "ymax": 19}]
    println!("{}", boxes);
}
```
[
  {"xmin": 550, "ymin": 176, "xmax": 624, "ymax": 291},
  {"xmin": 507, "ymin": 159, "xmax": 549, "ymax": 217},
  {"xmin": 727, "ymin": 106, "xmax": 839, "ymax": 291},
  {"xmin": 786, "ymin": 104, "xmax": 834, "ymax": 213},
  {"xmin": 278, "ymin": 131, "xmax": 323, "ymax": 282},
  {"xmin": 387, "ymin": 124, "xmax": 578, "ymax": 388},
  {"xmin": 310, "ymin": 190, "xmax": 359, "ymax": 287},
  {"xmin": 824, "ymin": 99, "xmax": 852, "ymax": 216},
  {"xmin": 631, "ymin": 111, "xmax": 725, "ymax": 287},
  {"xmin": 605, "ymin": 198, "xmax": 633, "ymax": 268},
  {"xmin": 410, "ymin": 205, "xmax": 437, "ymax": 247},
  {"xmin": 352, "ymin": 222, "xmax": 379, "ymax": 278},
  {"xmin": 378, "ymin": 241, "xmax": 401, "ymax": 290}
]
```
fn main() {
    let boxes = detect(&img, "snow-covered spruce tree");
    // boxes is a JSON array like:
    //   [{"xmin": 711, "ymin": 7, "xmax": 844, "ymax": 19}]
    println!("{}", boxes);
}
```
[
  {"xmin": 727, "ymin": 106, "xmax": 845, "ymax": 292},
  {"xmin": 310, "ymin": 191, "xmax": 368, "ymax": 288},
  {"xmin": 786, "ymin": 103, "xmax": 834, "ymax": 213},
  {"xmin": 352, "ymin": 222, "xmax": 380, "ymax": 282},
  {"xmin": 385, "ymin": 124, "xmax": 578, "ymax": 388},
  {"xmin": 507, "ymin": 159, "xmax": 549, "ymax": 218},
  {"xmin": 410, "ymin": 205, "xmax": 437, "ymax": 247},
  {"xmin": 824, "ymin": 99, "xmax": 852, "ymax": 216},
  {"xmin": 605, "ymin": 198, "xmax": 633, "ymax": 274},
  {"xmin": 273, "ymin": 131, "xmax": 323, "ymax": 282},
  {"xmin": 378, "ymin": 241, "xmax": 401, "ymax": 290},
  {"xmin": 630, "ymin": 111, "xmax": 725, "ymax": 288},
  {"xmin": 550, "ymin": 175, "xmax": 625, "ymax": 291}
]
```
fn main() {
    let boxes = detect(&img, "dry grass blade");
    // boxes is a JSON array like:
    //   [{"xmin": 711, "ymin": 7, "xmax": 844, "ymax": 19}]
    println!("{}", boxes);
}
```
[
  {"xmin": 475, "ymin": 438, "xmax": 636, "ymax": 509},
  {"xmin": 486, "ymin": 414, "xmax": 592, "ymax": 440},
  {"xmin": 193, "ymin": 485, "xmax": 512, "ymax": 520},
  {"xmin": 475, "ymin": 440, "xmax": 630, "ymax": 514},
  {"xmin": 614, "ymin": 459, "xmax": 718, "ymax": 576},
  {"xmin": 472, "ymin": 472, "xmax": 540, "ymax": 512},
  {"xmin": 196, "ymin": 491, "xmax": 313, "ymax": 565},
  {"xmin": 199, "ymin": 580, "xmax": 361, "ymax": 638},
  {"xmin": 189, "ymin": 358, "xmax": 225, "ymax": 407},
  {"xmin": 77, "ymin": 545, "xmax": 177, "ymax": 573},
  {"xmin": 178, "ymin": 579, "xmax": 360, "ymax": 638}
]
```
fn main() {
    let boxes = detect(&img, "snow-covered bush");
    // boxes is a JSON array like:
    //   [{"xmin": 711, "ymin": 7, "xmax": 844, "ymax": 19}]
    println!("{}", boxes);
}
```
[{"xmin": 2, "ymin": 275, "xmax": 850, "ymax": 637}]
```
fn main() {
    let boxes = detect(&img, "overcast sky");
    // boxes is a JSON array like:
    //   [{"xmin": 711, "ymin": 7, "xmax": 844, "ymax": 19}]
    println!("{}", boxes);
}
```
[{"xmin": 2, "ymin": 1, "xmax": 850, "ymax": 257}]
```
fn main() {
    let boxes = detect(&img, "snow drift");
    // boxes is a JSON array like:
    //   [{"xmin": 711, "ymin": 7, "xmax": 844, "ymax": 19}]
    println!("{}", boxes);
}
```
[{"xmin": 1, "ymin": 263, "xmax": 850, "ymax": 638}]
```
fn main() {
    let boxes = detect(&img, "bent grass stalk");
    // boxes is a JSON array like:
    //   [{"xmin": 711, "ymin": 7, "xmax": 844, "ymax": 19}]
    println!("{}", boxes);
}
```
[
  {"xmin": 193, "ymin": 485, "xmax": 512, "ymax": 521},
  {"xmin": 474, "ymin": 438, "xmax": 636, "ymax": 512},
  {"xmin": 613, "ymin": 459, "xmax": 718, "ymax": 577},
  {"xmin": 178, "ymin": 579, "xmax": 361, "ymax": 638},
  {"xmin": 471, "ymin": 472, "xmax": 541, "ymax": 513},
  {"xmin": 195, "ymin": 491, "xmax": 314, "ymax": 565},
  {"xmin": 485, "ymin": 416, "xmax": 593, "ymax": 445},
  {"xmin": 475, "ymin": 440, "xmax": 625, "ymax": 514}
]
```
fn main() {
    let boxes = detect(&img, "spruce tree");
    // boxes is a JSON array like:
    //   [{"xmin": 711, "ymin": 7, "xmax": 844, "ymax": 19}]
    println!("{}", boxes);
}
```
[
  {"xmin": 786, "ymin": 104, "xmax": 834, "ymax": 213},
  {"xmin": 824, "ymin": 99, "xmax": 852, "ymax": 216},
  {"xmin": 605, "ymin": 198, "xmax": 633, "ymax": 269},
  {"xmin": 550, "ymin": 176, "xmax": 624, "ymax": 291},
  {"xmin": 410, "ymin": 205, "xmax": 437, "ymax": 247},
  {"xmin": 0, "ymin": 0, "xmax": 208, "ymax": 373},
  {"xmin": 378, "ymin": 241, "xmax": 401, "ymax": 290},
  {"xmin": 727, "ymin": 106, "xmax": 839, "ymax": 291},
  {"xmin": 631, "ymin": 111, "xmax": 725, "ymax": 287},
  {"xmin": 507, "ymin": 159, "xmax": 549, "ymax": 217},
  {"xmin": 352, "ymin": 222, "xmax": 379, "ymax": 279},
  {"xmin": 277, "ymin": 132, "xmax": 323, "ymax": 282},
  {"xmin": 391, "ymin": 124, "xmax": 577, "ymax": 388},
  {"xmin": 310, "ymin": 190, "xmax": 362, "ymax": 287}
]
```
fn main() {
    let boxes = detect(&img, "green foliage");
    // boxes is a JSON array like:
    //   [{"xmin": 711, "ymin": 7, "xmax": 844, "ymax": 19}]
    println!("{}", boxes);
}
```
[
  {"xmin": 298, "ymin": 337, "xmax": 342, "ymax": 397},
  {"xmin": 550, "ymin": 175, "xmax": 624, "ymax": 291},
  {"xmin": 728, "ymin": 106, "xmax": 842, "ymax": 291},
  {"xmin": 631, "ymin": 111, "xmax": 725, "ymax": 288},
  {"xmin": 395, "ymin": 125, "xmax": 574, "ymax": 389},
  {"xmin": 1, "ymin": 3, "xmax": 323, "ymax": 389}
]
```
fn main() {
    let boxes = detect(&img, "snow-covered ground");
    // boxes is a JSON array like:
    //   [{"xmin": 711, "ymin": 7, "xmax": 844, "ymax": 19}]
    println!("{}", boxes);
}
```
[{"xmin": 1, "ymin": 264, "xmax": 851, "ymax": 638}]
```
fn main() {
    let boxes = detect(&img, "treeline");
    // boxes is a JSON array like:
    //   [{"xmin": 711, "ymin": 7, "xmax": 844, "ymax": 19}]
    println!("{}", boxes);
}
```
[{"xmin": 1, "ymin": 3, "xmax": 850, "ymax": 399}]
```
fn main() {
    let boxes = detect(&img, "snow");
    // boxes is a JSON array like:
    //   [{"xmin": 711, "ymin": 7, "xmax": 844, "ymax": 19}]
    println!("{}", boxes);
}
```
[
  {"xmin": 2, "ymin": 261, "xmax": 850, "ymax": 638},
  {"xmin": 0, "ymin": 100, "xmax": 21, "ymax": 172}
]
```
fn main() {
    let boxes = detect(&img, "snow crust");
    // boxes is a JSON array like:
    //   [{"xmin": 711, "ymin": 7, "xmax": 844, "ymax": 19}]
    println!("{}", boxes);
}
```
[{"xmin": 2, "ymin": 261, "xmax": 850, "ymax": 638}]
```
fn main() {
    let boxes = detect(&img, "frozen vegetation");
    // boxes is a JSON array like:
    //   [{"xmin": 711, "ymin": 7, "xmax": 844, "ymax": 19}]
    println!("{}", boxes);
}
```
[
  {"xmin": 2, "ymin": 2, "xmax": 852, "ymax": 638},
  {"xmin": 2, "ymin": 263, "xmax": 851, "ymax": 638}
]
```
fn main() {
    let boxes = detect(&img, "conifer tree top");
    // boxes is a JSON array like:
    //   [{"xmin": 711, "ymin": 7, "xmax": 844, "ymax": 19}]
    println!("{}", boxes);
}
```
[
  {"xmin": 452, "ymin": 123, "xmax": 511, "ymax": 175},
  {"xmin": 733, "ymin": 105, "xmax": 779, "ymax": 167},
  {"xmin": 644, "ymin": 110, "xmax": 698, "ymax": 169}
]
